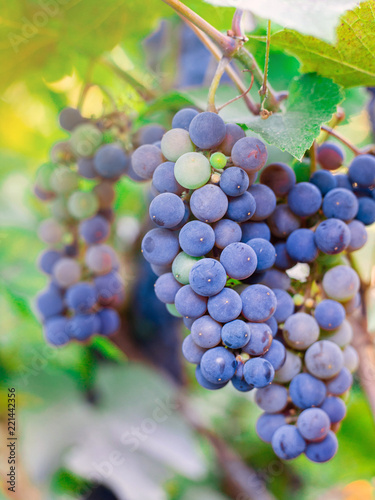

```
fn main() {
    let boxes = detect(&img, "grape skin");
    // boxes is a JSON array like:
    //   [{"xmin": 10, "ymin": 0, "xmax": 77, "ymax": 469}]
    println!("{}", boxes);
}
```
[
  {"xmin": 79, "ymin": 215, "xmax": 110, "ymax": 244},
  {"xmin": 221, "ymin": 319, "xmax": 250, "ymax": 349},
  {"xmin": 149, "ymin": 193, "xmax": 185, "ymax": 228},
  {"xmin": 247, "ymin": 238, "xmax": 276, "ymax": 272},
  {"xmin": 305, "ymin": 431, "xmax": 338, "ymax": 463},
  {"xmin": 141, "ymin": 228, "xmax": 180, "ymax": 266},
  {"xmin": 260, "ymin": 163, "xmax": 296, "ymax": 197},
  {"xmin": 274, "ymin": 349, "xmax": 302, "ymax": 383},
  {"xmin": 220, "ymin": 242, "xmax": 258, "ymax": 280},
  {"xmin": 241, "ymin": 285, "xmax": 277, "ymax": 322},
  {"xmin": 172, "ymin": 108, "xmax": 199, "ymax": 131},
  {"xmin": 283, "ymin": 313, "xmax": 320, "ymax": 350},
  {"xmin": 317, "ymin": 142, "xmax": 344, "ymax": 171},
  {"xmin": 267, "ymin": 204, "xmax": 301, "ymax": 239},
  {"xmin": 288, "ymin": 182, "xmax": 322, "ymax": 217},
  {"xmin": 322, "ymin": 188, "xmax": 359, "ymax": 221},
  {"xmin": 175, "ymin": 285, "xmax": 207, "ymax": 319},
  {"xmin": 297, "ymin": 408, "xmax": 330, "ymax": 442},
  {"xmin": 241, "ymin": 221, "xmax": 271, "ymax": 242},
  {"xmin": 289, "ymin": 373, "xmax": 327, "ymax": 409},
  {"xmin": 310, "ymin": 170, "xmax": 337, "ymax": 195},
  {"xmin": 154, "ymin": 273, "xmax": 182, "ymax": 304},
  {"xmin": 356, "ymin": 196, "xmax": 375, "ymax": 225},
  {"xmin": 152, "ymin": 161, "xmax": 184, "ymax": 195},
  {"xmin": 188, "ymin": 111, "xmax": 226, "ymax": 150},
  {"xmin": 195, "ymin": 365, "xmax": 227, "ymax": 390},
  {"xmin": 161, "ymin": 128, "xmax": 194, "ymax": 162},
  {"xmin": 191, "ymin": 315, "xmax": 222, "ymax": 348},
  {"xmin": 272, "ymin": 288, "xmax": 295, "ymax": 323},
  {"xmin": 242, "ymin": 323, "xmax": 272, "ymax": 356},
  {"xmin": 85, "ymin": 244, "xmax": 119, "ymax": 275},
  {"xmin": 320, "ymin": 396, "xmax": 346, "ymax": 423},
  {"xmin": 305, "ymin": 340, "xmax": 344, "ymax": 379},
  {"xmin": 256, "ymin": 413, "xmax": 287, "ymax": 443},
  {"xmin": 94, "ymin": 144, "xmax": 129, "ymax": 179},
  {"xmin": 182, "ymin": 334, "xmax": 207, "ymax": 363},
  {"xmin": 347, "ymin": 220, "xmax": 368, "ymax": 251},
  {"xmin": 348, "ymin": 154, "xmax": 375, "ymax": 188},
  {"xmin": 189, "ymin": 258, "xmax": 227, "ymax": 297},
  {"xmin": 231, "ymin": 137, "xmax": 268, "ymax": 173},
  {"xmin": 213, "ymin": 219, "xmax": 242, "ymax": 249},
  {"xmin": 172, "ymin": 252, "xmax": 201, "ymax": 284},
  {"xmin": 325, "ymin": 367, "xmax": 353, "ymax": 396},
  {"xmin": 207, "ymin": 288, "xmax": 242, "ymax": 323},
  {"xmin": 131, "ymin": 144, "xmax": 164, "ymax": 180},
  {"xmin": 286, "ymin": 229, "xmax": 318, "ymax": 263},
  {"xmin": 243, "ymin": 357, "xmax": 275, "ymax": 388},
  {"xmin": 98, "ymin": 308, "xmax": 121, "ymax": 336},
  {"xmin": 38, "ymin": 249, "xmax": 63, "ymax": 275},
  {"xmin": 262, "ymin": 339, "xmax": 286, "ymax": 371},
  {"xmin": 271, "ymin": 425, "xmax": 306, "ymax": 460},
  {"xmin": 36, "ymin": 287, "xmax": 64, "ymax": 321},
  {"xmin": 53, "ymin": 258, "xmax": 81, "ymax": 288},
  {"xmin": 66, "ymin": 282, "xmax": 97, "ymax": 313},
  {"xmin": 226, "ymin": 191, "xmax": 256, "ymax": 223},
  {"xmin": 248, "ymin": 184, "xmax": 277, "ymax": 221},
  {"xmin": 179, "ymin": 220, "xmax": 215, "ymax": 257},
  {"xmin": 200, "ymin": 346, "xmax": 237, "ymax": 384},
  {"xmin": 218, "ymin": 123, "xmax": 246, "ymax": 156},
  {"xmin": 322, "ymin": 265, "xmax": 360, "ymax": 302},
  {"xmin": 219, "ymin": 167, "xmax": 249, "ymax": 197},
  {"xmin": 314, "ymin": 299, "xmax": 346, "ymax": 331},
  {"xmin": 255, "ymin": 384, "xmax": 288, "ymax": 413},
  {"xmin": 190, "ymin": 184, "xmax": 228, "ymax": 223},
  {"xmin": 315, "ymin": 219, "xmax": 351, "ymax": 255},
  {"xmin": 174, "ymin": 152, "xmax": 211, "ymax": 190},
  {"xmin": 44, "ymin": 316, "xmax": 71, "ymax": 346}
]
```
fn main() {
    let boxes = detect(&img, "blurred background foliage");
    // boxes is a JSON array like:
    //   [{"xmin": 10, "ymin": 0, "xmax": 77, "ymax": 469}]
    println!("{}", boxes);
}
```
[{"xmin": 0, "ymin": 1, "xmax": 374, "ymax": 499}]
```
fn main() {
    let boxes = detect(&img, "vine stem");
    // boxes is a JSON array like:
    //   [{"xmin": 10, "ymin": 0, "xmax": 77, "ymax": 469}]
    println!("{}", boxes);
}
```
[
  {"xmin": 259, "ymin": 20, "xmax": 271, "ymax": 105},
  {"xmin": 320, "ymin": 125, "xmax": 361, "ymax": 155},
  {"xmin": 161, "ymin": 0, "xmax": 237, "ymax": 55},
  {"xmin": 161, "ymin": 0, "xmax": 281, "ymax": 110},
  {"xmin": 184, "ymin": 19, "xmax": 259, "ymax": 114},
  {"xmin": 309, "ymin": 140, "xmax": 317, "ymax": 173},
  {"xmin": 207, "ymin": 57, "xmax": 231, "ymax": 112}
]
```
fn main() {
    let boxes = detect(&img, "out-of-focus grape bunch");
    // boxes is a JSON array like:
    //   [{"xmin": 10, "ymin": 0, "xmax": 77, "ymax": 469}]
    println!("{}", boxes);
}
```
[
  {"xmin": 34, "ymin": 107, "xmax": 166, "ymax": 346},
  {"xmin": 138, "ymin": 106, "xmax": 375, "ymax": 463}
]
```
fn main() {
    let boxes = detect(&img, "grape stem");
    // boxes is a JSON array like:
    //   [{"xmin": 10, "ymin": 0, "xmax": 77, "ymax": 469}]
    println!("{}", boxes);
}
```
[
  {"xmin": 259, "ymin": 20, "xmax": 271, "ymax": 111},
  {"xmin": 161, "ymin": 0, "xmax": 282, "ymax": 110},
  {"xmin": 217, "ymin": 71, "xmax": 255, "ymax": 112},
  {"xmin": 320, "ymin": 125, "xmax": 361, "ymax": 155},
  {"xmin": 309, "ymin": 140, "xmax": 317, "ymax": 173},
  {"xmin": 184, "ymin": 18, "xmax": 260, "ymax": 114},
  {"xmin": 207, "ymin": 56, "xmax": 231, "ymax": 112}
]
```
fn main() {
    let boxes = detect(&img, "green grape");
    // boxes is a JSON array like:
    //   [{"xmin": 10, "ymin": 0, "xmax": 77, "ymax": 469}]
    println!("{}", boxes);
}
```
[
  {"xmin": 210, "ymin": 152, "xmax": 227, "ymax": 170},
  {"xmin": 70, "ymin": 123, "xmax": 102, "ymax": 157},
  {"xmin": 174, "ymin": 152, "xmax": 211, "ymax": 189},
  {"xmin": 50, "ymin": 166, "xmax": 79, "ymax": 194},
  {"xmin": 161, "ymin": 128, "xmax": 194, "ymax": 162},
  {"xmin": 35, "ymin": 162, "xmax": 58, "ymax": 192},
  {"xmin": 68, "ymin": 191, "xmax": 99, "ymax": 219},
  {"xmin": 166, "ymin": 303, "xmax": 183, "ymax": 318},
  {"xmin": 51, "ymin": 197, "xmax": 71, "ymax": 221},
  {"xmin": 172, "ymin": 252, "xmax": 201, "ymax": 284}
]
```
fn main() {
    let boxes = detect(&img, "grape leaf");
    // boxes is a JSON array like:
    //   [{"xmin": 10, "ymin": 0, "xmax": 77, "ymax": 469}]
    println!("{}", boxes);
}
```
[
  {"xmin": 235, "ymin": 73, "xmax": 344, "ymax": 160},
  {"xmin": 204, "ymin": 0, "xmax": 362, "ymax": 42},
  {"xmin": 262, "ymin": 1, "xmax": 375, "ymax": 88}
]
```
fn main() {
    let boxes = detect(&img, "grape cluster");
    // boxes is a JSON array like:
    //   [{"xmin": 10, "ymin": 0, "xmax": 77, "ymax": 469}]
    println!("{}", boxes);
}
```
[
  {"xmin": 139, "ymin": 109, "xmax": 374, "ymax": 463},
  {"xmin": 34, "ymin": 107, "xmax": 152, "ymax": 345}
]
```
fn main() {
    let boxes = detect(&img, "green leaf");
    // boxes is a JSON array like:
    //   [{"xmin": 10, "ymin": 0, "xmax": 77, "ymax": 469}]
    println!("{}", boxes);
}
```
[
  {"xmin": 237, "ymin": 73, "xmax": 344, "ymax": 160},
  {"xmin": 204, "ymin": 0, "xmax": 361, "ymax": 42},
  {"xmin": 264, "ymin": 1, "xmax": 375, "ymax": 88}
]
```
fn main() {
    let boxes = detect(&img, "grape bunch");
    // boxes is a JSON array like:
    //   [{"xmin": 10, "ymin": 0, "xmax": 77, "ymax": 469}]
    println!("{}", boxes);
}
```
[
  {"xmin": 34, "ymin": 107, "xmax": 157, "ymax": 345},
  {"xmin": 139, "ymin": 108, "xmax": 375, "ymax": 463}
]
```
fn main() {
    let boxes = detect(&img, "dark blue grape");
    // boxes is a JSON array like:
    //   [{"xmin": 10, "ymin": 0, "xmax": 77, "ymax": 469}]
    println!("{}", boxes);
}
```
[
  {"xmin": 286, "ymin": 229, "xmax": 318, "ymax": 263},
  {"xmin": 241, "ymin": 285, "xmax": 277, "ymax": 322},
  {"xmin": 66, "ymin": 282, "xmax": 97, "ymax": 313},
  {"xmin": 189, "ymin": 258, "xmax": 227, "ymax": 297},
  {"xmin": 262, "ymin": 339, "xmax": 286, "ymax": 371},
  {"xmin": 189, "ymin": 112, "xmax": 226, "ymax": 149},
  {"xmin": 175, "ymin": 285, "xmax": 207, "ymax": 319},
  {"xmin": 347, "ymin": 220, "xmax": 368, "ymax": 251},
  {"xmin": 78, "ymin": 158, "xmax": 97, "ymax": 179},
  {"xmin": 69, "ymin": 313, "xmax": 100, "ymax": 341},
  {"xmin": 288, "ymin": 182, "xmax": 322, "ymax": 217},
  {"xmin": 183, "ymin": 316, "xmax": 195, "ymax": 330},
  {"xmin": 219, "ymin": 167, "xmax": 249, "ymax": 197},
  {"xmin": 231, "ymin": 137, "xmax": 268, "ymax": 173},
  {"xmin": 323, "ymin": 188, "xmax": 359, "ymax": 221},
  {"xmin": 94, "ymin": 271, "xmax": 124, "ymax": 306},
  {"xmin": 297, "ymin": 408, "xmax": 330, "ymax": 442},
  {"xmin": 44, "ymin": 316, "xmax": 71, "ymax": 346},
  {"xmin": 98, "ymin": 308, "xmax": 120, "ymax": 336},
  {"xmin": 248, "ymin": 184, "xmax": 277, "ymax": 221},
  {"xmin": 272, "ymin": 288, "xmax": 294, "ymax": 323},
  {"xmin": 243, "ymin": 357, "xmax": 275, "ymax": 388},
  {"xmin": 149, "ymin": 193, "xmax": 185, "ymax": 228},
  {"xmin": 195, "ymin": 364, "xmax": 228, "ymax": 390},
  {"xmin": 356, "ymin": 196, "xmax": 375, "ymax": 225},
  {"xmin": 179, "ymin": 221, "xmax": 215, "ymax": 257},
  {"xmin": 289, "ymin": 373, "xmax": 327, "ymax": 409},
  {"xmin": 260, "ymin": 163, "xmax": 296, "ymax": 197},
  {"xmin": 94, "ymin": 144, "xmax": 129, "ymax": 179},
  {"xmin": 59, "ymin": 107, "xmax": 87, "ymax": 131},
  {"xmin": 268, "ymin": 204, "xmax": 301, "ymax": 238},
  {"xmin": 322, "ymin": 265, "xmax": 360, "ymax": 302},
  {"xmin": 317, "ymin": 142, "xmax": 345, "ymax": 171},
  {"xmin": 141, "ymin": 228, "xmax": 179, "ymax": 266},
  {"xmin": 36, "ymin": 287, "xmax": 64, "ymax": 321},
  {"xmin": 182, "ymin": 334, "xmax": 207, "ymax": 363},
  {"xmin": 191, "ymin": 315, "xmax": 221, "ymax": 348},
  {"xmin": 226, "ymin": 191, "xmax": 256, "ymax": 223},
  {"xmin": 134, "ymin": 124, "xmax": 166, "ymax": 146},
  {"xmin": 256, "ymin": 413, "xmax": 286, "ymax": 443},
  {"xmin": 315, "ymin": 219, "xmax": 351, "ymax": 255},
  {"xmin": 152, "ymin": 161, "xmax": 184, "ymax": 195},
  {"xmin": 218, "ymin": 123, "xmax": 246, "ymax": 156},
  {"xmin": 172, "ymin": 108, "xmax": 199, "ymax": 131},
  {"xmin": 207, "ymin": 288, "xmax": 242, "ymax": 323},
  {"xmin": 242, "ymin": 323, "xmax": 272, "ymax": 356},
  {"xmin": 310, "ymin": 170, "xmax": 337, "ymax": 195},
  {"xmin": 272, "ymin": 425, "xmax": 306, "ymax": 460},
  {"xmin": 220, "ymin": 242, "xmax": 257, "ymax": 280},
  {"xmin": 348, "ymin": 154, "xmax": 375, "ymax": 188},
  {"xmin": 283, "ymin": 312, "xmax": 320, "ymax": 350},
  {"xmin": 320, "ymin": 396, "xmax": 346, "ymax": 423},
  {"xmin": 274, "ymin": 242, "xmax": 296, "ymax": 270},
  {"xmin": 241, "ymin": 221, "xmax": 271, "ymax": 242},
  {"xmin": 305, "ymin": 340, "xmax": 344, "ymax": 379},
  {"xmin": 190, "ymin": 184, "xmax": 228, "ymax": 223},
  {"xmin": 38, "ymin": 249, "xmax": 62, "ymax": 275},
  {"xmin": 231, "ymin": 362, "xmax": 254, "ymax": 392},
  {"xmin": 213, "ymin": 219, "xmax": 242, "ymax": 249},
  {"xmin": 221, "ymin": 319, "xmax": 250, "ymax": 349},
  {"xmin": 261, "ymin": 269, "xmax": 291, "ymax": 290},
  {"xmin": 265, "ymin": 316, "xmax": 278, "ymax": 337},
  {"xmin": 200, "ymin": 346, "xmax": 237, "ymax": 384},
  {"xmin": 255, "ymin": 384, "xmax": 288, "ymax": 413},
  {"xmin": 79, "ymin": 215, "xmax": 110, "ymax": 244},
  {"xmin": 325, "ymin": 367, "xmax": 353, "ymax": 395},
  {"xmin": 314, "ymin": 299, "xmax": 345, "ymax": 330},
  {"xmin": 246, "ymin": 238, "xmax": 276, "ymax": 271},
  {"xmin": 131, "ymin": 144, "xmax": 164, "ymax": 180},
  {"xmin": 154, "ymin": 272, "xmax": 182, "ymax": 304},
  {"xmin": 305, "ymin": 431, "xmax": 338, "ymax": 462},
  {"xmin": 335, "ymin": 174, "xmax": 353, "ymax": 191}
]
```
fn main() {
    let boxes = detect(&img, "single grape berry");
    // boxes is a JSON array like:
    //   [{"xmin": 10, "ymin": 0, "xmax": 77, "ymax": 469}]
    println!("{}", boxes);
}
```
[{"xmin": 210, "ymin": 152, "xmax": 227, "ymax": 169}]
